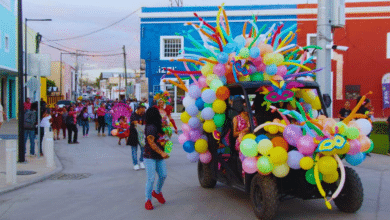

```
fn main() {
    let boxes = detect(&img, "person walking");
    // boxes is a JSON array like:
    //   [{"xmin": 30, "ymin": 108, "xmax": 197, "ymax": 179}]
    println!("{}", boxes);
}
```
[
  {"xmin": 80, "ymin": 107, "xmax": 90, "ymax": 137},
  {"xmin": 338, "ymin": 101, "xmax": 351, "ymax": 121},
  {"xmin": 143, "ymin": 107, "xmax": 169, "ymax": 210},
  {"xmin": 39, "ymin": 110, "xmax": 52, "ymax": 156},
  {"xmin": 97, "ymin": 103, "xmax": 107, "ymax": 136},
  {"xmin": 51, "ymin": 104, "xmax": 63, "ymax": 140},
  {"xmin": 24, "ymin": 102, "xmax": 38, "ymax": 156},
  {"xmin": 61, "ymin": 108, "xmax": 68, "ymax": 139},
  {"xmin": 66, "ymin": 106, "xmax": 79, "ymax": 144},
  {"xmin": 24, "ymin": 98, "xmax": 31, "ymax": 111},
  {"xmin": 127, "ymin": 105, "xmax": 146, "ymax": 170}
]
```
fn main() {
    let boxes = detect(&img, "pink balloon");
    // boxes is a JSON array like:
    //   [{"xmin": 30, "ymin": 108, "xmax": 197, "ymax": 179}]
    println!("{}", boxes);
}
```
[
  {"xmin": 182, "ymin": 123, "xmax": 191, "ymax": 134},
  {"xmin": 213, "ymin": 64, "xmax": 226, "ymax": 77},
  {"xmin": 257, "ymin": 63, "xmax": 266, "ymax": 72},
  {"xmin": 297, "ymin": 135, "xmax": 316, "ymax": 155},
  {"xmin": 198, "ymin": 76, "xmax": 207, "ymax": 88},
  {"xmin": 199, "ymin": 151, "xmax": 212, "ymax": 164},
  {"xmin": 276, "ymin": 65, "xmax": 287, "ymax": 77},
  {"xmin": 283, "ymin": 125, "xmax": 303, "ymax": 147},
  {"xmin": 189, "ymin": 129, "xmax": 202, "ymax": 142},
  {"xmin": 242, "ymin": 157, "xmax": 258, "ymax": 174},
  {"xmin": 178, "ymin": 133, "xmax": 190, "ymax": 145},
  {"xmin": 348, "ymin": 139, "xmax": 362, "ymax": 155},
  {"xmin": 252, "ymin": 56, "xmax": 263, "ymax": 66}
]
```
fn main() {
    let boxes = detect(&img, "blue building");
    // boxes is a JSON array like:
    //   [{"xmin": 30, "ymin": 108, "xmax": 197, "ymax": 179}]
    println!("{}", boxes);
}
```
[
  {"xmin": 140, "ymin": 4, "xmax": 298, "ymax": 117},
  {"xmin": 0, "ymin": 0, "xmax": 18, "ymax": 119}
]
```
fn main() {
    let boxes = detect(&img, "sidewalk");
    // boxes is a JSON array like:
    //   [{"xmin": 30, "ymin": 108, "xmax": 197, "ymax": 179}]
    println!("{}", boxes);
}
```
[{"xmin": 0, "ymin": 119, "xmax": 62, "ymax": 195}]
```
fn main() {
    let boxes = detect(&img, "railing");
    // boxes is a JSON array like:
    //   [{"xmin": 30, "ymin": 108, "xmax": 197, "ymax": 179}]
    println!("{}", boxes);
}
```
[{"xmin": 47, "ymin": 95, "xmax": 64, "ymax": 108}]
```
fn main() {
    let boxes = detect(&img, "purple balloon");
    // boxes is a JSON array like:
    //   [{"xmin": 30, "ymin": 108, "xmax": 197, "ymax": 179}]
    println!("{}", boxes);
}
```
[
  {"xmin": 186, "ymin": 104, "xmax": 199, "ymax": 117},
  {"xmin": 283, "ymin": 125, "xmax": 303, "ymax": 147},
  {"xmin": 200, "ymin": 135, "xmax": 208, "ymax": 142},
  {"xmin": 188, "ymin": 85, "xmax": 201, "ymax": 99},
  {"xmin": 188, "ymin": 117, "xmax": 201, "ymax": 129},
  {"xmin": 201, "ymin": 89, "xmax": 216, "ymax": 104},
  {"xmin": 201, "ymin": 107, "xmax": 215, "ymax": 121},
  {"xmin": 178, "ymin": 133, "xmax": 190, "ymax": 145},
  {"xmin": 199, "ymin": 151, "xmax": 212, "ymax": 164},
  {"xmin": 287, "ymin": 150, "xmax": 304, "ymax": 169},
  {"xmin": 187, "ymin": 151, "xmax": 199, "ymax": 163},
  {"xmin": 189, "ymin": 129, "xmax": 202, "ymax": 142}
]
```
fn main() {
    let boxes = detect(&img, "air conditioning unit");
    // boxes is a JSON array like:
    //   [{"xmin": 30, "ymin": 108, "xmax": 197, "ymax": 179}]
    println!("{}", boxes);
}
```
[{"xmin": 331, "ymin": 0, "xmax": 346, "ymax": 28}]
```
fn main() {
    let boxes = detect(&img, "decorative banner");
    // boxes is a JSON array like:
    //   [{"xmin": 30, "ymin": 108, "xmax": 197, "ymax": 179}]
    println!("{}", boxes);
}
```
[{"xmin": 382, "ymin": 73, "xmax": 390, "ymax": 109}]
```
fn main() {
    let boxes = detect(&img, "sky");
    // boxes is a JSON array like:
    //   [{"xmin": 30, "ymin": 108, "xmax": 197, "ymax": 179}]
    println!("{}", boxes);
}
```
[{"xmin": 23, "ymin": 0, "xmax": 383, "ymax": 80}]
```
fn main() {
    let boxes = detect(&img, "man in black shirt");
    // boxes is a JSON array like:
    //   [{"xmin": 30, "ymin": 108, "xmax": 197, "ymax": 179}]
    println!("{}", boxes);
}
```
[
  {"xmin": 338, "ymin": 101, "xmax": 351, "ymax": 121},
  {"xmin": 127, "ymin": 105, "xmax": 146, "ymax": 170}
]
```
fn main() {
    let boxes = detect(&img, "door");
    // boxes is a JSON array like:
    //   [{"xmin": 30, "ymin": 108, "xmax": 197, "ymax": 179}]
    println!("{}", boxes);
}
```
[{"xmin": 160, "ymin": 79, "xmax": 189, "ymax": 117}]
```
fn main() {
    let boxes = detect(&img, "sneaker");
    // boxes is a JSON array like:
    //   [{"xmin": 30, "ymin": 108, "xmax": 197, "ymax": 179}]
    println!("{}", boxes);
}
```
[
  {"xmin": 140, "ymin": 162, "xmax": 145, "ymax": 169},
  {"xmin": 145, "ymin": 200, "xmax": 153, "ymax": 210},
  {"xmin": 152, "ymin": 191, "xmax": 166, "ymax": 204},
  {"xmin": 28, "ymin": 154, "xmax": 36, "ymax": 158},
  {"xmin": 133, "ymin": 164, "xmax": 140, "ymax": 171},
  {"xmin": 102, "ymin": 133, "xmax": 106, "ymax": 137}
]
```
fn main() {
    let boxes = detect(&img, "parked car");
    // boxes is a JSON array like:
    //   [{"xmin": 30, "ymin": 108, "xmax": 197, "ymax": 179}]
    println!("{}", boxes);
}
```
[{"xmin": 56, "ymin": 100, "xmax": 73, "ymax": 109}]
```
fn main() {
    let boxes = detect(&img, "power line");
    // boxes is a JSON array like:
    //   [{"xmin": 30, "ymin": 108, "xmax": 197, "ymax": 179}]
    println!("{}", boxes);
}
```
[
  {"xmin": 41, "ymin": 42, "xmax": 123, "ymax": 57},
  {"xmin": 42, "ymin": 36, "xmax": 123, "ymax": 53},
  {"xmin": 45, "ymin": 7, "xmax": 141, "ymax": 42}
]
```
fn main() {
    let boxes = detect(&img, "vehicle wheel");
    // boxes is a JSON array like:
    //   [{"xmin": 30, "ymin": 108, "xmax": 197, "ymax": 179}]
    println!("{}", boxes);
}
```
[
  {"xmin": 250, "ymin": 173, "xmax": 279, "ymax": 220},
  {"xmin": 334, "ymin": 167, "xmax": 364, "ymax": 213},
  {"xmin": 198, "ymin": 161, "xmax": 217, "ymax": 188}
]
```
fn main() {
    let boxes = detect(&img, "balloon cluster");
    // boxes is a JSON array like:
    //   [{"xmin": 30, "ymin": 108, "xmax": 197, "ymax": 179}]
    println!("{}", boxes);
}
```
[{"xmin": 154, "ymin": 91, "xmax": 172, "ymax": 105}]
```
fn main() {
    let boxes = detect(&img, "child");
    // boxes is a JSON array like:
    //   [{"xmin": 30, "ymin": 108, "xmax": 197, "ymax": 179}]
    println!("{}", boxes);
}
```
[{"xmin": 117, "ymin": 116, "xmax": 130, "ymax": 145}]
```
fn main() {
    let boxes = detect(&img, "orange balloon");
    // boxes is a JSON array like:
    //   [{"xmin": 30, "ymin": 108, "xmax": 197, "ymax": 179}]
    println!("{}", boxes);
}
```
[
  {"xmin": 258, "ymin": 43, "xmax": 274, "ymax": 56},
  {"xmin": 359, "ymin": 135, "xmax": 371, "ymax": 152},
  {"xmin": 271, "ymin": 137, "xmax": 289, "ymax": 151},
  {"xmin": 245, "ymin": 38, "xmax": 254, "ymax": 47},
  {"xmin": 216, "ymin": 86, "xmax": 230, "ymax": 100}
]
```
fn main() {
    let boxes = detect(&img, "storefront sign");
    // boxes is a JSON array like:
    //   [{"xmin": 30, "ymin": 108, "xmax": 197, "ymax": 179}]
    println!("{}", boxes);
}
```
[{"xmin": 382, "ymin": 73, "xmax": 390, "ymax": 109}]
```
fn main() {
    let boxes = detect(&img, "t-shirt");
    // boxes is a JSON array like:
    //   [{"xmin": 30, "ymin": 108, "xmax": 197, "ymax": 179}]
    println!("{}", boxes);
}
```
[
  {"xmin": 339, "ymin": 108, "xmax": 351, "ymax": 119},
  {"xmin": 130, "ymin": 112, "xmax": 146, "ymax": 126},
  {"xmin": 143, "ymin": 124, "xmax": 164, "ymax": 160}
]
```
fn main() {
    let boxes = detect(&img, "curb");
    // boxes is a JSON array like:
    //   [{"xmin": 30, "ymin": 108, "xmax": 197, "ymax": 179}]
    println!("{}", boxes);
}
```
[{"xmin": 0, "ymin": 147, "xmax": 64, "ymax": 195}]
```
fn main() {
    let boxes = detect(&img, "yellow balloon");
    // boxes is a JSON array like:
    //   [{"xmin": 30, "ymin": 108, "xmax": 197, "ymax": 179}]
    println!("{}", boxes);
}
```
[
  {"xmin": 335, "ymin": 141, "xmax": 350, "ymax": 155},
  {"xmin": 195, "ymin": 139, "xmax": 208, "ymax": 154},
  {"xmin": 203, "ymin": 120, "xmax": 216, "ymax": 133},
  {"xmin": 206, "ymin": 74, "xmax": 219, "ymax": 85},
  {"xmin": 263, "ymin": 53, "xmax": 275, "ymax": 65},
  {"xmin": 312, "ymin": 96, "xmax": 322, "ymax": 110},
  {"xmin": 212, "ymin": 99, "xmax": 227, "ymax": 114},
  {"xmin": 238, "ymin": 75, "xmax": 250, "ymax": 82},
  {"xmin": 201, "ymin": 63, "xmax": 214, "ymax": 76},
  {"xmin": 272, "ymin": 163, "xmax": 290, "ymax": 178},
  {"xmin": 268, "ymin": 126, "xmax": 279, "ymax": 134},
  {"xmin": 257, "ymin": 139, "xmax": 273, "ymax": 155},
  {"xmin": 323, "ymin": 170, "xmax": 339, "ymax": 184},
  {"xmin": 300, "ymin": 157, "xmax": 314, "ymax": 170},
  {"xmin": 243, "ymin": 133, "xmax": 256, "ymax": 140},
  {"xmin": 269, "ymin": 147, "xmax": 288, "ymax": 165},
  {"xmin": 273, "ymin": 53, "xmax": 284, "ymax": 66},
  {"xmin": 318, "ymin": 156, "xmax": 338, "ymax": 175},
  {"xmin": 180, "ymin": 112, "xmax": 191, "ymax": 123}
]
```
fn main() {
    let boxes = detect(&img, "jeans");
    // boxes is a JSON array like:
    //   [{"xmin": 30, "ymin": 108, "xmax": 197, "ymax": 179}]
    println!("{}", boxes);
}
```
[
  {"xmin": 144, "ymin": 158, "xmax": 167, "ymax": 202},
  {"xmin": 24, "ymin": 130, "xmax": 36, "ymax": 155},
  {"xmin": 131, "ymin": 145, "xmax": 144, "ymax": 165},
  {"xmin": 39, "ymin": 127, "xmax": 44, "ymax": 155},
  {"xmin": 67, "ymin": 124, "xmax": 78, "ymax": 143},
  {"xmin": 81, "ymin": 121, "xmax": 89, "ymax": 136}
]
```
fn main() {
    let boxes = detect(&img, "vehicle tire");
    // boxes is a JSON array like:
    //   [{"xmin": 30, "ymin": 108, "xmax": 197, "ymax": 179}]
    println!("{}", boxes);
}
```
[
  {"xmin": 250, "ymin": 173, "xmax": 279, "ymax": 220},
  {"xmin": 334, "ymin": 167, "xmax": 364, "ymax": 213},
  {"xmin": 198, "ymin": 161, "xmax": 217, "ymax": 188}
]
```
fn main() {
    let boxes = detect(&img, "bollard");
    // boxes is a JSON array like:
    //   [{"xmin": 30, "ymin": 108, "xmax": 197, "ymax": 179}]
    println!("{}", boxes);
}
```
[
  {"xmin": 44, "ymin": 127, "xmax": 55, "ymax": 168},
  {"xmin": 5, "ymin": 140, "xmax": 17, "ymax": 185}
]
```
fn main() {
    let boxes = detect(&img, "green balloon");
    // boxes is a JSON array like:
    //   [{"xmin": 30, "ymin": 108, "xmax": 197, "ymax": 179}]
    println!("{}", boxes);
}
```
[
  {"xmin": 250, "ymin": 72, "xmax": 264, "ymax": 81},
  {"xmin": 305, "ymin": 168, "xmax": 323, "ymax": 185},
  {"xmin": 239, "ymin": 48, "xmax": 250, "ymax": 58},
  {"xmin": 204, "ymin": 103, "xmax": 213, "ymax": 108},
  {"xmin": 240, "ymin": 139, "xmax": 258, "ymax": 157},
  {"xmin": 346, "ymin": 127, "xmax": 359, "ymax": 140},
  {"xmin": 210, "ymin": 79, "xmax": 223, "ymax": 91},
  {"xmin": 364, "ymin": 139, "xmax": 374, "ymax": 154},
  {"xmin": 213, "ymin": 113, "xmax": 226, "ymax": 128},
  {"xmin": 257, "ymin": 156, "xmax": 274, "ymax": 174}
]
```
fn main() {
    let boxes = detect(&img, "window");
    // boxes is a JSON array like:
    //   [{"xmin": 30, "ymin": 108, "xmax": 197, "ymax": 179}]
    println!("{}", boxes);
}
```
[
  {"xmin": 160, "ymin": 36, "xmax": 184, "ymax": 60},
  {"xmin": 387, "ymin": 33, "xmax": 390, "ymax": 59},
  {"xmin": 4, "ymin": 34, "xmax": 9, "ymax": 52},
  {"xmin": 345, "ymin": 85, "xmax": 360, "ymax": 100}
]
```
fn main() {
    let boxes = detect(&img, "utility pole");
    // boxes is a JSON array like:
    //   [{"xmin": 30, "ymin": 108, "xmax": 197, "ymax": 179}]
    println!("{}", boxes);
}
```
[
  {"xmin": 316, "ymin": 0, "xmax": 333, "ymax": 117},
  {"xmin": 123, "ymin": 45, "xmax": 128, "ymax": 100},
  {"xmin": 75, "ymin": 50, "xmax": 79, "ymax": 101},
  {"xmin": 18, "ymin": 0, "xmax": 25, "ymax": 162}
]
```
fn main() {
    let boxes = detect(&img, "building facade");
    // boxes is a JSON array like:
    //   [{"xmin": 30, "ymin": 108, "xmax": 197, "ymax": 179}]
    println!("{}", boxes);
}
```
[
  {"xmin": 48, "ymin": 61, "xmax": 75, "ymax": 100},
  {"xmin": 140, "ymin": 1, "xmax": 390, "ymax": 118}
]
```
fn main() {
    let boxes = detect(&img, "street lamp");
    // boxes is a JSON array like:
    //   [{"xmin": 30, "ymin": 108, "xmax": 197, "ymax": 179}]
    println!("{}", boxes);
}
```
[{"xmin": 24, "ymin": 18, "xmax": 51, "ymax": 101}]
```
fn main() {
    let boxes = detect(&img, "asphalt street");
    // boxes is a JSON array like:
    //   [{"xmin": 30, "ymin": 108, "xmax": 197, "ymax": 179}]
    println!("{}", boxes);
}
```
[{"xmin": 0, "ymin": 124, "xmax": 389, "ymax": 220}]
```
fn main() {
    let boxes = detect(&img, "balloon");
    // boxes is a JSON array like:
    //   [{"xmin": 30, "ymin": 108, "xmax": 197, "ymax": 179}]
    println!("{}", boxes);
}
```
[
  {"xmin": 209, "ymin": 79, "xmax": 223, "ymax": 91},
  {"xmin": 111, "ymin": 129, "xmax": 118, "ymax": 136},
  {"xmin": 346, "ymin": 127, "xmax": 360, "ymax": 140},
  {"xmin": 335, "ymin": 122, "xmax": 347, "ymax": 135},
  {"xmin": 273, "ymin": 53, "xmax": 284, "ymax": 66},
  {"xmin": 297, "ymin": 135, "xmax": 316, "ymax": 156},
  {"xmin": 201, "ymin": 62, "xmax": 214, "ymax": 76},
  {"xmin": 257, "ymin": 139, "xmax": 273, "ymax": 155},
  {"xmin": 183, "ymin": 96, "xmax": 196, "ymax": 108},
  {"xmin": 186, "ymin": 104, "xmax": 199, "ymax": 117},
  {"xmin": 188, "ymin": 85, "xmax": 201, "ymax": 99},
  {"xmin": 224, "ymin": 43, "xmax": 236, "ymax": 54},
  {"xmin": 268, "ymin": 147, "xmax": 288, "ymax": 165},
  {"xmin": 239, "ymin": 47, "xmax": 250, "ymax": 58},
  {"xmin": 217, "ymin": 52, "xmax": 229, "ymax": 64},
  {"xmin": 359, "ymin": 135, "xmax": 371, "ymax": 152},
  {"xmin": 198, "ymin": 75, "xmax": 208, "ymax": 88},
  {"xmin": 206, "ymin": 74, "xmax": 219, "ymax": 85},
  {"xmin": 355, "ymin": 119, "xmax": 372, "ymax": 136},
  {"xmin": 255, "ymin": 134, "xmax": 269, "ymax": 143},
  {"xmin": 272, "ymin": 163, "xmax": 290, "ymax": 178},
  {"xmin": 252, "ymin": 56, "xmax": 263, "ymax": 66},
  {"xmin": 187, "ymin": 151, "xmax": 199, "ymax": 163},
  {"xmin": 201, "ymin": 89, "xmax": 216, "ymax": 104},
  {"xmin": 346, "ymin": 152, "xmax": 365, "ymax": 166},
  {"xmin": 180, "ymin": 112, "xmax": 191, "ymax": 123},
  {"xmin": 249, "ymin": 47, "xmax": 260, "ymax": 58},
  {"xmin": 243, "ymin": 133, "xmax": 256, "ymax": 140},
  {"xmin": 317, "ymin": 156, "xmax": 338, "ymax": 175},
  {"xmin": 203, "ymin": 120, "xmax": 216, "ymax": 133},
  {"xmin": 258, "ymin": 43, "xmax": 273, "ymax": 56},
  {"xmin": 219, "ymin": 75, "xmax": 227, "ymax": 85},
  {"xmin": 323, "ymin": 171, "xmax": 339, "ymax": 184},
  {"xmin": 199, "ymin": 151, "xmax": 212, "ymax": 164},
  {"xmin": 234, "ymin": 35, "xmax": 246, "ymax": 49},
  {"xmin": 195, "ymin": 139, "xmax": 208, "ymax": 153},
  {"xmin": 348, "ymin": 139, "xmax": 361, "ymax": 155},
  {"xmin": 305, "ymin": 168, "xmax": 323, "ymax": 185},
  {"xmin": 213, "ymin": 64, "xmax": 226, "ymax": 77},
  {"xmin": 212, "ymin": 99, "xmax": 227, "ymax": 114},
  {"xmin": 183, "ymin": 141, "xmax": 195, "ymax": 153},
  {"xmin": 364, "ymin": 139, "xmax": 374, "ymax": 154},
  {"xmin": 271, "ymin": 137, "xmax": 289, "ymax": 151},
  {"xmin": 300, "ymin": 157, "xmax": 314, "ymax": 170},
  {"xmin": 250, "ymin": 72, "xmax": 264, "ymax": 81},
  {"xmin": 195, "ymin": 97, "xmax": 205, "ymax": 111},
  {"xmin": 213, "ymin": 113, "xmax": 226, "ymax": 128},
  {"xmin": 216, "ymin": 86, "xmax": 230, "ymax": 100},
  {"xmin": 188, "ymin": 117, "xmax": 201, "ymax": 129},
  {"xmin": 242, "ymin": 157, "xmax": 258, "ymax": 174},
  {"xmin": 257, "ymin": 156, "xmax": 274, "ymax": 175},
  {"xmin": 276, "ymin": 65, "xmax": 287, "ymax": 77},
  {"xmin": 178, "ymin": 133, "xmax": 190, "ymax": 145},
  {"xmin": 201, "ymin": 107, "xmax": 215, "ymax": 121},
  {"xmin": 240, "ymin": 139, "xmax": 258, "ymax": 157},
  {"xmin": 335, "ymin": 141, "xmax": 350, "ymax": 155},
  {"xmin": 189, "ymin": 129, "xmax": 202, "ymax": 142},
  {"xmin": 266, "ymin": 64, "xmax": 278, "ymax": 76},
  {"xmin": 182, "ymin": 123, "xmax": 191, "ymax": 134},
  {"xmin": 287, "ymin": 150, "xmax": 304, "ymax": 170},
  {"xmin": 283, "ymin": 125, "xmax": 303, "ymax": 147},
  {"xmin": 204, "ymin": 103, "xmax": 213, "ymax": 108}
]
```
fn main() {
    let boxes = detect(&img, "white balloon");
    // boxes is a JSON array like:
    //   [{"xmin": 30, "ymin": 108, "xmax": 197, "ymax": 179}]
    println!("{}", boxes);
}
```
[
  {"xmin": 183, "ymin": 96, "xmax": 195, "ymax": 108},
  {"xmin": 311, "ymin": 110, "xmax": 318, "ymax": 119},
  {"xmin": 355, "ymin": 119, "xmax": 372, "ymax": 136}
]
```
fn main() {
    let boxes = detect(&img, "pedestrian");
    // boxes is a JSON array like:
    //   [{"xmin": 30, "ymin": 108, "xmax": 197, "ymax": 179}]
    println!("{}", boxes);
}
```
[
  {"xmin": 356, "ymin": 97, "xmax": 373, "ymax": 119},
  {"xmin": 127, "ymin": 105, "xmax": 146, "ymax": 170},
  {"xmin": 61, "ymin": 108, "xmax": 68, "ymax": 139},
  {"xmin": 97, "ymin": 103, "xmax": 107, "ymax": 136},
  {"xmin": 338, "ymin": 101, "xmax": 351, "ymax": 121},
  {"xmin": 39, "ymin": 109, "xmax": 52, "ymax": 156},
  {"xmin": 79, "ymin": 107, "xmax": 90, "ymax": 137},
  {"xmin": 24, "ymin": 102, "xmax": 38, "ymax": 156},
  {"xmin": 143, "ymin": 106, "xmax": 169, "ymax": 210},
  {"xmin": 51, "ymin": 104, "xmax": 63, "ymax": 140},
  {"xmin": 66, "ymin": 106, "xmax": 79, "ymax": 144},
  {"xmin": 117, "ymin": 116, "xmax": 130, "ymax": 145},
  {"xmin": 105, "ymin": 109, "xmax": 114, "ymax": 136},
  {"xmin": 130, "ymin": 98, "xmax": 138, "ymax": 112},
  {"xmin": 24, "ymin": 98, "xmax": 31, "ymax": 111}
]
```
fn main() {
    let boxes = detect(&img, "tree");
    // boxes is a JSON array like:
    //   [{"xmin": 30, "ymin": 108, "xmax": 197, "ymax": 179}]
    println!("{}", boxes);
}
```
[
  {"xmin": 94, "ymin": 78, "xmax": 100, "ymax": 89},
  {"xmin": 47, "ymin": 79, "xmax": 56, "ymax": 94}
]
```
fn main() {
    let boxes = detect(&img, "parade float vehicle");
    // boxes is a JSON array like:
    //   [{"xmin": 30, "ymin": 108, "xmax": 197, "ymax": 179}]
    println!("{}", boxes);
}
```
[{"xmin": 170, "ymin": 6, "xmax": 371, "ymax": 220}]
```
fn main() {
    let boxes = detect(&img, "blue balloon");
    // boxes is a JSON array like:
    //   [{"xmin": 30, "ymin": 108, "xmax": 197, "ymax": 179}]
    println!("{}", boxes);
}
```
[
  {"xmin": 201, "ymin": 107, "xmax": 215, "ymax": 120},
  {"xmin": 201, "ymin": 89, "xmax": 216, "ymax": 104},
  {"xmin": 217, "ymin": 52, "xmax": 229, "ymax": 64},
  {"xmin": 186, "ymin": 104, "xmax": 199, "ymax": 117},
  {"xmin": 234, "ymin": 35, "xmax": 246, "ymax": 49},
  {"xmin": 195, "ymin": 97, "xmax": 205, "ymax": 111},
  {"xmin": 266, "ymin": 64, "xmax": 278, "ymax": 76},
  {"xmin": 224, "ymin": 43, "xmax": 236, "ymax": 54},
  {"xmin": 183, "ymin": 141, "xmax": 195, "ymax": 153},
  {"xmin": 188, "ymin": 117, "xmax": 201, "ymax": 129},
  {"xmin": 345, "ymin": 152, "xmax": 366, "ymax": 166},
  {"xmin": 188, "ymin": 85, "xmax": 201, "ymax": 99},
  {"xmin": 249, "ymin": 47, "xmax": 260, "ymax": 58},
  {"xmin": 255, "ymin": 134, "xmax": 269, "ymax": 143}
]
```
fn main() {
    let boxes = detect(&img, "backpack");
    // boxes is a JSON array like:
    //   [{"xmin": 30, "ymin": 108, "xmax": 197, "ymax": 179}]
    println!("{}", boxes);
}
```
[{"xmin": 24, "ymin": 110, "xmax": 37, "ymax": 130}]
